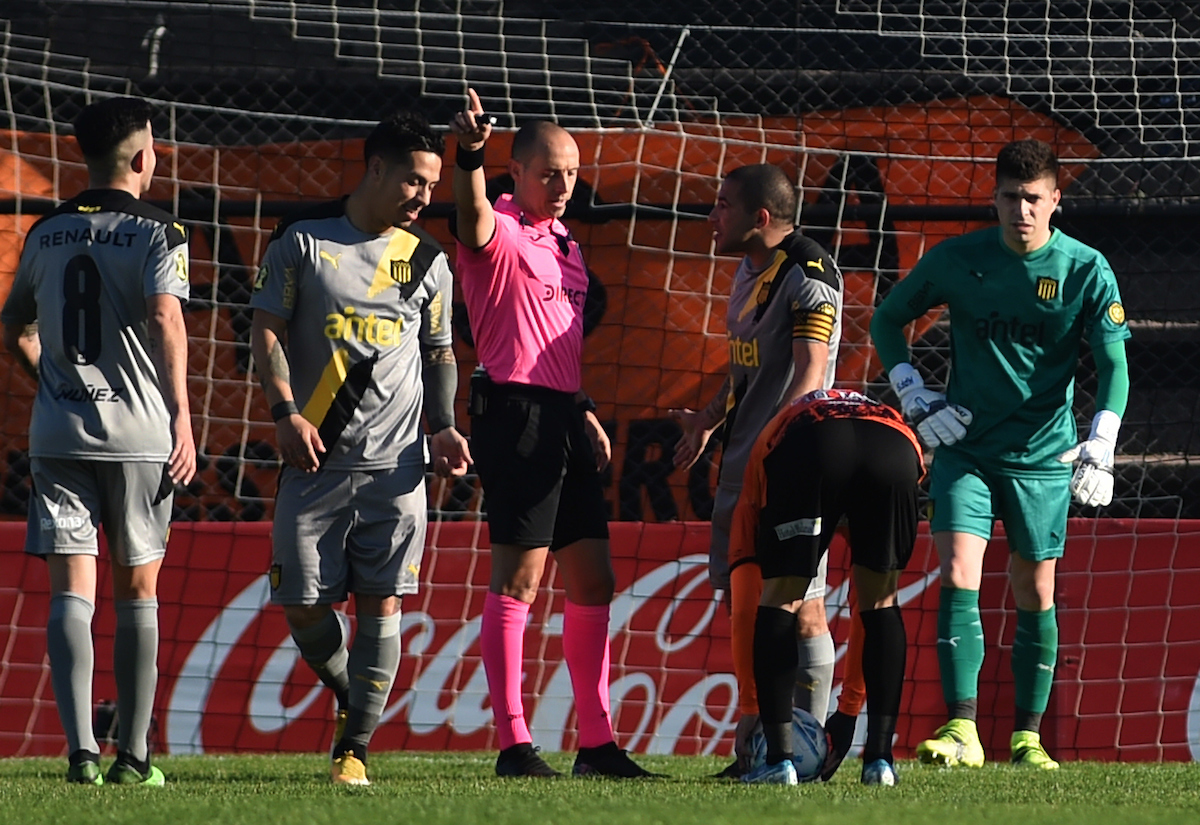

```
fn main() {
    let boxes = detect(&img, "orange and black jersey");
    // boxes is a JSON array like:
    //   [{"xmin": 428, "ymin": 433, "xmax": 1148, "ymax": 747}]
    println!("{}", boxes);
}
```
[{"xmin": 728, "ymin": 389, "xmax": 922, "ymax": 570}]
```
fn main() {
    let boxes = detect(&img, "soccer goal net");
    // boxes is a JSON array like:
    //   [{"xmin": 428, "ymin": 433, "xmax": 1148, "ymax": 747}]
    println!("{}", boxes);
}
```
[{"xmin": 1, "ymin": 0, "xmax": 1198, "ymax": 760}]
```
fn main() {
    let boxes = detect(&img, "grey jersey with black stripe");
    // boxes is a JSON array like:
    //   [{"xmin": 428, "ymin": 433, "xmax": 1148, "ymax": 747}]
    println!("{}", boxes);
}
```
[
  {"xmin": 250, "ymin": 200, "xmax": 453, "ymax": 472},
  {"xmin": 719, "ymin": 231, "xmax": 843, "ymax": 488},
  {"xmin": 1, "ymin": 189, "xmax": 190, "ymax": 461}
]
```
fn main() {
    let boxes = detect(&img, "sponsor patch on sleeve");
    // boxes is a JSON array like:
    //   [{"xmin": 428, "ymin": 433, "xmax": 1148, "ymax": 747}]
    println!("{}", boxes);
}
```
[
  {"xmin": 253, "ymin": 264, "xmax": 269, "ymax": 292},
  {"xmin": 174, "ymin": 249, "xmax": 189, "ymax": 282}
]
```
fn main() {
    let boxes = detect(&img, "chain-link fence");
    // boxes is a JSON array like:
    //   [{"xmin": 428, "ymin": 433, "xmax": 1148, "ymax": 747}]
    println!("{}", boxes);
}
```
[{"xmin": 1, "ymin": 0, "xmax": 1196, "ymax": 522}]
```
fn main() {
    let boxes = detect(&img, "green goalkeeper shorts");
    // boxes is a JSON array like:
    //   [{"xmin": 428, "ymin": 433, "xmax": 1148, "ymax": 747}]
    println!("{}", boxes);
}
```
[{"xmin": 927, "ymin": 446, "xmax": 1071, "ymax": 562}]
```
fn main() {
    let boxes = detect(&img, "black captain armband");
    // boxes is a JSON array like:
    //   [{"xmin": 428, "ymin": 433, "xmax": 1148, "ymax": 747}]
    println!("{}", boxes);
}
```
[
  {"xmin": 271, "ymin": 401, "xmax": 300, "ymax": 422},
  {"xmin": 456, "ymin": 145, "xmax": 486, "ymax": 171}
]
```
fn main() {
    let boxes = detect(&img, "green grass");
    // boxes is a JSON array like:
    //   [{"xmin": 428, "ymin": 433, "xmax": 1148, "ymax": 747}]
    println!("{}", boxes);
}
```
[{"xmin": 2, "ymin": 753, "xmax": 1199, "ymax": 825}]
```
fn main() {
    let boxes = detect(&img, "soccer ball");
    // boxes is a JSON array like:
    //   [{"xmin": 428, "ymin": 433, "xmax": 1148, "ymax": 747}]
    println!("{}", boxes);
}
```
[{"xmin": 749, "ymin": 708, "xmax": 829, "ymax": 782}]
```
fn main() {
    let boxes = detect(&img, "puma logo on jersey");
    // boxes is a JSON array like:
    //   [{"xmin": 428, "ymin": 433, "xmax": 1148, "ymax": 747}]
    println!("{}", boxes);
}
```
[
  {"xmin": 320, "ymin": 249, "xmax": 343, "ymax": 269},
  {"xmin": 806, "ymin": 258, "xmax": 824, "ymax": 272},
  {"xmin": 937, "ymin": 636, "xmax": 961, "ymax": 647},
  {"xmin": 355, "ymin": 674, "xmax": 390, "ymax": 691}
]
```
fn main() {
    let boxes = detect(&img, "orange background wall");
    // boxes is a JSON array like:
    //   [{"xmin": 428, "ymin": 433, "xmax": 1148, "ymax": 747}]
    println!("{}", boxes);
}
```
[{"xmin": 0, "ymin": 96, "xmax": 1098, "ymax": 521}]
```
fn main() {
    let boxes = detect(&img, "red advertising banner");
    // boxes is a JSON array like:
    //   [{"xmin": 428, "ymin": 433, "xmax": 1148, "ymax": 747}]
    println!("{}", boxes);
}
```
[{"xmin": 1, "ymin": 519, "xmax": 1197, "ymax": 762}]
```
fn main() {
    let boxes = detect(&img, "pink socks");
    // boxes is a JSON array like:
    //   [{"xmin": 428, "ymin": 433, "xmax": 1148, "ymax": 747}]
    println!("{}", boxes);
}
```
[
  {"xmin": 482, "ymin": 592, "xmax": 532, "ymax": 750},
  {"xmin": 482, "ymin": 593, "xmax": 615, "ymax": 751},
  {"xmin": 563, "ymin": 601, "xmax": 614, "ymax": 749}
]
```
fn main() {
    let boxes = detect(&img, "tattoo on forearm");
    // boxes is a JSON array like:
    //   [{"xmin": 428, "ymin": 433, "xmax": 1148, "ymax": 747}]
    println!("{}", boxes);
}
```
[
  {"xmin": 266, "ymin": 340, "xmax": 291, "ymax": 386},
  {"xmin": 422, "ymin": 346, "xmax": 456, "ymax": 367}
]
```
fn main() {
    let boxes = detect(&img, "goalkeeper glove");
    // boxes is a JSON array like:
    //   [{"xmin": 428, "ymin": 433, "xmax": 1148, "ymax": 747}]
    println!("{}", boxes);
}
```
[
  {"xmin": 888, "ymin": 362, "xmax": 973, "ymax": 450},
  {"xmin": 1058, "ymin": 409, "xmax": 1120, "ymax": 507}
]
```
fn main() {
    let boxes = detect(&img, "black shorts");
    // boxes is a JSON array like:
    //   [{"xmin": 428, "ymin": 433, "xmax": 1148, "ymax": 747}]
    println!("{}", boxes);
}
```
[
  {"xmin": 470, "ymin": 378, "xmax": 610, "ymax": 551},
  {"xmin": 756, "ymin": 417, "xmax": 920, "ymax": 579}
]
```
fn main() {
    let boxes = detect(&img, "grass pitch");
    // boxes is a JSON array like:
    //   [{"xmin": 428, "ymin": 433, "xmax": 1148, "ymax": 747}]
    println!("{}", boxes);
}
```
[{"xmin": 2, "ymin": 752, "xmax": 1199, "ymax": 825}]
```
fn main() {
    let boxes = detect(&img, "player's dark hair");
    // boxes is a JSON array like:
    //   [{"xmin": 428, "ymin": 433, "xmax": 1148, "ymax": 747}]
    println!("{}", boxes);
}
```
[
  {"xmin": 72, "ymin": 97, "xmax": 155, "ymax": 162},
  {"xmin": 511, "ymin": 121, "xmax": 569, "ymax": 163},
  {"xmin": 724, "ymin": 164, "xmax": 797, "ymax": 225},
  {"xmin": 996, "ymin": 139, "xmax": 1059, "ymax": 186},
  {"xmin": 363, "ymin": 111, "xmax": 445, "ymax": 164}
]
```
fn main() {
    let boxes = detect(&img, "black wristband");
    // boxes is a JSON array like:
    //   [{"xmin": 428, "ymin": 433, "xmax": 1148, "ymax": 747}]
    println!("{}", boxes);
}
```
[
  {"xmin": 576, "ymin": 395, "xmax": 597, "ymax": 415},
  {"xmin": 271, "ymin": 400, "xmax": 300, "ymax": 422},
  {"xmin": 456, "ymin": 145, "xmax": 485, "ymax": 171}
]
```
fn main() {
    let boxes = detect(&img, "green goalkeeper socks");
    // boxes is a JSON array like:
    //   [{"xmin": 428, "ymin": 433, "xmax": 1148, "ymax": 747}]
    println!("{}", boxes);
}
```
[
  {"xmin": 1012, "ymin": 606, "xmax": 1058, "ymax": 717},
  {"xmin": 937, "ymin": 587, "xmax": 985, "ymax": 707}
]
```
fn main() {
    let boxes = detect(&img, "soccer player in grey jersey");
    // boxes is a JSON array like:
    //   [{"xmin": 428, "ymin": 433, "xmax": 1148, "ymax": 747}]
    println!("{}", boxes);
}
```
[
  {"xmin": 671, "ymin": 164, "xmax": 843, "ymax": 777},
  {"xmin": 250, "ymin": 111, "xmax": 470, "ymax": 786},
  {"xmin": 2, "ymin": 97, "xmax": 195, "ymax": 786}
]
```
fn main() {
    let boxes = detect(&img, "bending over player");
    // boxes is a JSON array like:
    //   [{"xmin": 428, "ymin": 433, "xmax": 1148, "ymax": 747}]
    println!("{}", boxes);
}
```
[{"xmin": 729, "ymin": 389, "xmax": 921, "ymax": 786}]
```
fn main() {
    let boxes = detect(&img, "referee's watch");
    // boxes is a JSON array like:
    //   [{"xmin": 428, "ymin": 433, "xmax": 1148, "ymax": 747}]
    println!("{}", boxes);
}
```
[{"xmin": 576, "ymin": 395, "xmax": 597, "ymax": 416}]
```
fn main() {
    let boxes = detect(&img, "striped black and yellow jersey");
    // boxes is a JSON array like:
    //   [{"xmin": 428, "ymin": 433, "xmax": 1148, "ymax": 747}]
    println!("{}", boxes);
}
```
[
  {"xmin": 250, "ymin": 199, "xmax": 453, "ymax": 471},
  {"xmin": 720, "ymin": 231, "xmax": 843, "ymax": 489}
]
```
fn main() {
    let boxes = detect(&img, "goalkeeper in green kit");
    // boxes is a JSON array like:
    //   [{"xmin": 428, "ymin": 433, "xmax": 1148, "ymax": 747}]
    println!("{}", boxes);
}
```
[{"xmin": 870, "ymin": 139, "xmax": 1130, "ymax": 770}]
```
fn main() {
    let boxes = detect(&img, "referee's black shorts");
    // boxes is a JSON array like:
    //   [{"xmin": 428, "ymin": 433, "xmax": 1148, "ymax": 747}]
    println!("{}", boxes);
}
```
[
  {"xmin": 755, "ymin": 416, "xmax": 920, "ymax": 580},
  {"xmin": 470, "ymin": 379, "xmax": 609, "ymax": 551}
]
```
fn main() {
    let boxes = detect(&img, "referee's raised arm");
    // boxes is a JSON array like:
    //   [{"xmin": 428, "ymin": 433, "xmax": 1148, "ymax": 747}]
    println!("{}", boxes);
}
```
[{"xmin": 449, "ymin": 88, "xmax": 495, "ymax": 250}]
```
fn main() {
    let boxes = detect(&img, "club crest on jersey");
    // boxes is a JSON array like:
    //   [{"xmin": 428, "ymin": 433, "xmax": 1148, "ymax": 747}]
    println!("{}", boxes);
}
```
[
  {"xmin": 756, "ymin": 279, "xmax": 773, "ymax": 305},
  {"xmin": 390, "ymin": 259, "xmax": 412, "ymax": 285},
  {"xmin": 1108, "ymin": 302, "xmax": 1126, "ymax": 324},
  {"xmin": 1036, "ymin": 277, "xmax": 1058, "ymax": 301}
]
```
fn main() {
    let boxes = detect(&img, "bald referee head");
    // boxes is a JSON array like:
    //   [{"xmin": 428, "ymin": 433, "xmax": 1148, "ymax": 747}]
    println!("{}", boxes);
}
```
[{"xmin": 508, "ymin": 120, "xmax": 580, "ymax": 222}]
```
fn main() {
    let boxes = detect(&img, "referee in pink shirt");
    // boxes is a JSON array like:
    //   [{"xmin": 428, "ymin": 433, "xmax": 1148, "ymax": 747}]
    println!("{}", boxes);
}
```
[{"xmin": 450, "ymin": 90, "xmax": 655, "ymax": 779}]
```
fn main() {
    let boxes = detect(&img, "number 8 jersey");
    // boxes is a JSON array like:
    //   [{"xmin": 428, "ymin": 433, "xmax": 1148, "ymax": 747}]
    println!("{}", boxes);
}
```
[{"xmin": 2, "ymin": 189, "xmax": 190, "ymax": 461}]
